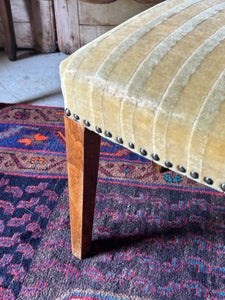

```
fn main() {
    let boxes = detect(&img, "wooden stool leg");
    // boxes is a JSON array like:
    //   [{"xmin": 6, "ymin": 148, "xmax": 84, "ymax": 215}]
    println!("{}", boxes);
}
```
[
  {"xmin": 65, "ymin": 117, "xmax": 101, "ymax": 259},
  {"xmin": 152, "ymin": 161, "xmax": 168, "ymax": 173},
  {"xmin": 0, "ymin": 0, "xmax": 17, "ymax": 61}
]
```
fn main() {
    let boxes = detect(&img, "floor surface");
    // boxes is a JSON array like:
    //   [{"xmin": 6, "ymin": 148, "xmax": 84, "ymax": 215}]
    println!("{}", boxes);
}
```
[{"xmin": 0, "ymin": 50, "xmax": 68, "ymax": 107}]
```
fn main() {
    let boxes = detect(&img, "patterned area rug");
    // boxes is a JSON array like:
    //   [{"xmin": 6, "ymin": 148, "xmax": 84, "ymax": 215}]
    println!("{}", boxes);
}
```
[
  {"xmin": 0, "ymin": 104, "xmax": 67, "ymax": 299},
  {"xmin": 0, "ymin": 105, "xmax": 225, "ymax": 300}
]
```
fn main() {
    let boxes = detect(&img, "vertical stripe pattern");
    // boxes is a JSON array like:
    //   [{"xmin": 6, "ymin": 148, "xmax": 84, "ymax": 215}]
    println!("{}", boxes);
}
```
[{"xmin": 60, "ymin": 0, "xmax": 225, "ymax": 192}]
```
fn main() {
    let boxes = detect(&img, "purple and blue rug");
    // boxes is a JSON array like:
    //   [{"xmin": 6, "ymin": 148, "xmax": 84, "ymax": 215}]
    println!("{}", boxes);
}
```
[{"xmin": 0, "ymin": 105, "xmax": 224, "ymax": 300}]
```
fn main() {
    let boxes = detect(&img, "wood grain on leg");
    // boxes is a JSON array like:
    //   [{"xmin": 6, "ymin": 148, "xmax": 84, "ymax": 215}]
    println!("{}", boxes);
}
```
[
  {"xmin": 65, "ymin": 117, "xmax": 101, "ymax": 259},
  {"xmin": 0, "ymin": 0, "xmax": 16, "ymax": 61},
  {"xmin": 152, "ymin": 161, "xmax": 168, "ymax": 173}
]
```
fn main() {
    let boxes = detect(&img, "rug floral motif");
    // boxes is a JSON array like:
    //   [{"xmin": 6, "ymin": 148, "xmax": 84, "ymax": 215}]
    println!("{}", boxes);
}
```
[
  {"xmin": 0, "ymin": 105, "xmax": 67, "ymax": 299},
  {"xmin": 0, "ymin": 105, "xmax": 224, "ymax": 300}
]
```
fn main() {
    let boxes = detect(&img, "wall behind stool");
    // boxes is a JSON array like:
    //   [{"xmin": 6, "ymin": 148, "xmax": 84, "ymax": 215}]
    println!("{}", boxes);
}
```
[
  {"xmin": 54, "ymin": 0, "xmax": 156, "ymax": 54},
  {"xmin": 0, "ymin": 0, "xmax": 163, "ymax": 54},
  {"xmin": 0, "ymin": 0, "xmax": 56, "ymax": 53}
]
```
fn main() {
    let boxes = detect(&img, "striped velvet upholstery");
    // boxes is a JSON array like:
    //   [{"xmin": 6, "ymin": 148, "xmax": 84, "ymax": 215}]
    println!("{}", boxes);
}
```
[{"xmin": 60, "ymin": 0, "xmax": 225, "ymax": 193}]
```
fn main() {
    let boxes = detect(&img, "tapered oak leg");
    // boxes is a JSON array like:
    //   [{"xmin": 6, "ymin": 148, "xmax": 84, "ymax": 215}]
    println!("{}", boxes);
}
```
[
  {"xmin": 65, "ymin": 117, "xmax": 101, "ymax": 259},
  {"xmin": 152, "ymin": 161, "xmax": 168, "ymax": 173},
  {"xmin": 0, "ymin": 0, "xmax": 17, "ymax": 61}
]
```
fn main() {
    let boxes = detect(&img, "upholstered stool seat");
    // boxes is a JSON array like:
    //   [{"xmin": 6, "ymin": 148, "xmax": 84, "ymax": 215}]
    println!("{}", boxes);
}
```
[{"xmin": 60, "ymin": 0, "xmax": 225, "ymax": 259}]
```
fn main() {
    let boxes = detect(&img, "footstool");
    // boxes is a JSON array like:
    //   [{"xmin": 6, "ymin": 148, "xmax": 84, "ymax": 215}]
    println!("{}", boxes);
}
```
[{"xmin": 60, "ymin": 0, "xmax": 225, "ymax": 259}]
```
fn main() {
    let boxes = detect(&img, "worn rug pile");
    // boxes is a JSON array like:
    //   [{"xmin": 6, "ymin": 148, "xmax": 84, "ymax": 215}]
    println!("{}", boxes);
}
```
[{"xmin": 0, "ymin": 104, "xmax": 224, "ymax": 300}]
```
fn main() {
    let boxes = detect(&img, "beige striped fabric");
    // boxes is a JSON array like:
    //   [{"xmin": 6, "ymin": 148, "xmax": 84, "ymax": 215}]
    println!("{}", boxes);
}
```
[{"xmin": 60, "ymin": 0, "xmax": 225, "ymax": 193}]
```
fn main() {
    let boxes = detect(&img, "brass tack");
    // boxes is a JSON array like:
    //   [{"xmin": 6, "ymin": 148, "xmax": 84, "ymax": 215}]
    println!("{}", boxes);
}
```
[
  {"xmin": 116, "ymin": 137, "xmax": 123, "ymax": 144},
  {"xmin": 95, "ymin": 126, "xmax": 102, "ymax": 133},
  {"xmin": 152, "ymin": 153, "xmax": 160, "ymax": 161},
  {"xmin": 128, "ymin": 142, "xmax": 135, "ymax": 149},
  {"xmin": 140, "ymin": 148, "xmax": 147, "ymax": 156},
  {"xmin": 74, "ymin": 113, "xmax": 80, "ymax": 121},
  {"xmin": 84, "ymin": 120, "xmax": 90, "ymax": 127},
  {"xmin": 190, "ymin": 171, "xmax": 199, "ymax": 179},
  {"xmin": 221, "ymin": 183, "xmax": 225, "ymax": 192},
  {"xmin": 204, "ymin": 177, "xmax": 213, "ymax": 185},
  {"xmin": 178, "ymin": 165, "xmax": 186, "ymax": 173},
  {"xmin": 105, "ymin": 130, "xmax": 112, "ymax": 138},
  {"xmin": 165, "ymin": 160, "xmax": 173, "ymax": 168},
  {"xmin": 65, "ymin": 108, "xmax": 71, "ymax": 116}
]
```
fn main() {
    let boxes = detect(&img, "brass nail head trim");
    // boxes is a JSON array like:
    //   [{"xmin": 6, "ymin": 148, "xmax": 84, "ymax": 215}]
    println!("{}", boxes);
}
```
[
  {"xmin": 178, "ymin": 165, "xmax": 186, "ymax": 173},
  {"xmin": 105, "ymin": 130, "xmax": 112, "ymax": 138},
  {"xmin": 95, "ymin": 126, "xmax": 102, "ymax": 133},
  {"xmin": 190, "ymin": 171, "xmax": 199, "ymax": 179},
  {"xmin": 65, "ymin": 108, "xmax": 71, "ymax": 116},
  {"xmin": 221, "ymin": 183, "xmax": 225, "ymax": 192},
  {"xmin": 74, "ymin": 113, "xmax": 80, "ymax": 121},
  {"xmin": 140, "ymin": 148, "xmax": 147, "ymax": 156},
  {"xmin": 204, "ymin": 177, "xmax": 213, "ymax": 185},
  {"xmin": 152, "ymin": 153, "xmax": 160, "ymax": 161},
  {"xmin": 116, "ymin": 137, "xmax": 123, "ymax": 144},
  {"xmin": 84, "ymin": 120, "xmax": 90, "ymax": 127},
  {"xmin": 165, "ymin": 160, "xmax": 173, "ymax": 168},
  {"xmin": 128, "ymin": 142, "xmax": 135, "ymax": 149}
]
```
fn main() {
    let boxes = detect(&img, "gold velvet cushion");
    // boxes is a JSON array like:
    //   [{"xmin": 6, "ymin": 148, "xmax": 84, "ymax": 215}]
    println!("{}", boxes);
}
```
[{"xmin": 60, "ymin": 0, "xmax": 225, "ymax": 193}]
